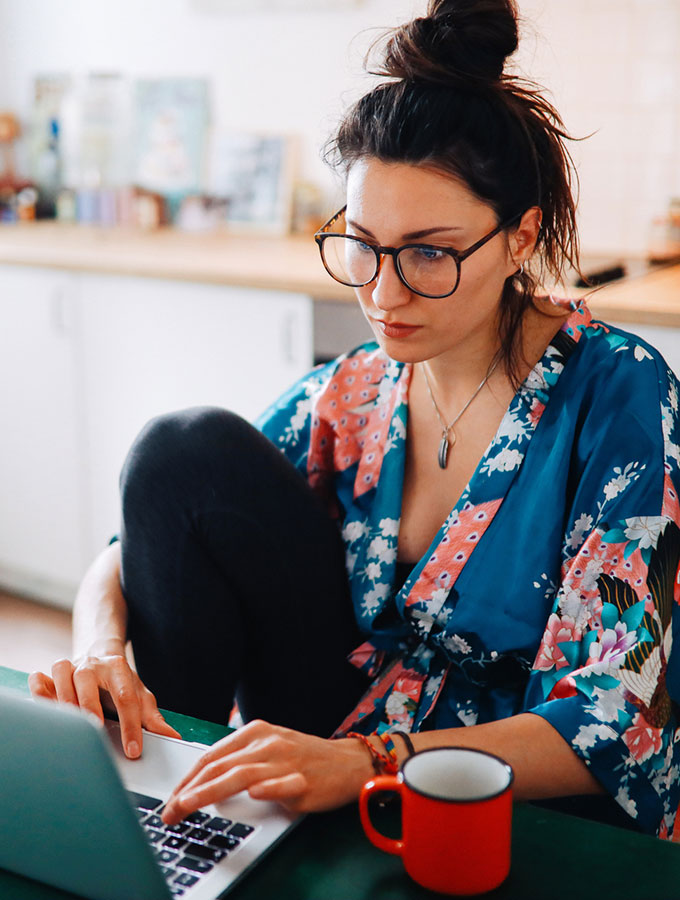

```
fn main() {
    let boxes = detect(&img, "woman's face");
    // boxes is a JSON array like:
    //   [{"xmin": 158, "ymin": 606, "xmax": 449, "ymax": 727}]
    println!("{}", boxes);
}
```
[{"xmin": 345, "ymin": 158, "xmax": 520, "ymax": 365}]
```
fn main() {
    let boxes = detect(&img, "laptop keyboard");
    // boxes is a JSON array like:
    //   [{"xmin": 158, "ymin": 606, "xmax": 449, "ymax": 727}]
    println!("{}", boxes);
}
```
[{"xmin": 129, "ymin": 791, "xmax": 256, "ymax": 897}]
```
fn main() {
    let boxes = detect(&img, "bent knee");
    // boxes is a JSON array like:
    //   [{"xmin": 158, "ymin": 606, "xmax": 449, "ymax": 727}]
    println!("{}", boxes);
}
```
[{"xmin": 120, "ymin": 406, "xmax": 249, "ymax": 504}]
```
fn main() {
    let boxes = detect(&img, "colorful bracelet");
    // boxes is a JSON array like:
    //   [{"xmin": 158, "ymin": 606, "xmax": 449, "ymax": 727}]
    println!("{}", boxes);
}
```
[
  {"xmin": 347, "ymin": 731, "xmax": 398, "ymax": 775},
  {"xmin": 374, "ymin": 732, "xmax": 399, "ymax": 774}
]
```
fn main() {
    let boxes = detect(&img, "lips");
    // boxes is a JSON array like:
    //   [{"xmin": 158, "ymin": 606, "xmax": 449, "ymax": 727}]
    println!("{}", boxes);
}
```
[{"xmin": 373, "ymin": 319, "xmax": 422, "ymax": 339}]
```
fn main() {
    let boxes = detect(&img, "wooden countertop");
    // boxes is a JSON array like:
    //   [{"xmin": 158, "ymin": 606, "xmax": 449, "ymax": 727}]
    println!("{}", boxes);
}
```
[
  {"xmin": 0, "ymin": 222, "xmax": 354, "ymax": 301},
  {"xmin": 585, "ymin": 263, "xmax": 680, "ymax": 328},
  {"xmin": 0, "ymin": 222, "xmax": 678, "ymax": 326}
]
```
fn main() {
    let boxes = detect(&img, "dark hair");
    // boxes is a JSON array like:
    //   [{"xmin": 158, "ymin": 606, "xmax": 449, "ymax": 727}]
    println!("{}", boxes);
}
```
[{"xmin": 325, "ymin": 0, "xmax": 581, "ymax": 385}]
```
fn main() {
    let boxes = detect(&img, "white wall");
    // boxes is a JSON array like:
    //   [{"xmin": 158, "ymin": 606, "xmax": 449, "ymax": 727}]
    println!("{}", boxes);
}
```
[
  {"xmin": 0, "ymin": 0, "xmax": 678, "ymax": 255},
  {"xmin": 517, "ymin": 0, "xmax": 680, "ymax": 257}
]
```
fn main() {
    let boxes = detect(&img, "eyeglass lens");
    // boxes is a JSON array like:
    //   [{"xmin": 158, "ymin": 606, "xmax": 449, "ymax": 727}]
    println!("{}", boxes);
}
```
[{"xmin": 321, "ymin": 236, "xmax": 460, "ymax": 296}]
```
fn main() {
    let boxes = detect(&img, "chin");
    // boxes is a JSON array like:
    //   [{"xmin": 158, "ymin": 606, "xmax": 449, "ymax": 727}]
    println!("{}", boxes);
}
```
[{"xmin": 371, "ymin": 334, "xmax": 431, "ymax": 365}]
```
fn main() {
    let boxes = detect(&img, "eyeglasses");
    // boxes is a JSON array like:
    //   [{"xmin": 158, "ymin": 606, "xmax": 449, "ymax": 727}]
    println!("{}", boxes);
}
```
[{"xmin": 315, "ymin": 206, "xmax": 520, "ymax": 299}]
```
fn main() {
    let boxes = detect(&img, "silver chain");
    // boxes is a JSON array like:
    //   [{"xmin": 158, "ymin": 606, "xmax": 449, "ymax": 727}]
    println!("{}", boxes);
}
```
[{"xmin": 421, "ymin": 357, "xmax": 500, "ymax": 469}]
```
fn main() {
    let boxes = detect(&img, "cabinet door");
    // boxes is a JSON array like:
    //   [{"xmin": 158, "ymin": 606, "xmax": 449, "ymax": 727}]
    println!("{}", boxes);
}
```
[
  {"xmin": 0, "ymin": 266, "xmax": 86, "ymax": 600},
  {"xmin": 78, "ymin": 274, "xmax": 313, "ymax": 557}
]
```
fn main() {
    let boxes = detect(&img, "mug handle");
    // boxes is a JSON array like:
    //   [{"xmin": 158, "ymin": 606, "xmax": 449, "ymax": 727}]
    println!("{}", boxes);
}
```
[{"xmin": 359, "ymin": 775, "xmax": 404, "ymax": 857}]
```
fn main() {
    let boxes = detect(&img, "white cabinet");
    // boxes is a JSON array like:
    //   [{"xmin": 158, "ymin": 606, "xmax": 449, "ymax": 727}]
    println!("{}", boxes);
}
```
[
  {"xmin": 0, "ymin": 267, "xmax": 87, "ymax": 600},
  {"xmin": 0, "ymin": 264, "xmax": 313, "ymax": 606},
  {"xmin": 77, "ymin": 274, "xmax": 312, "ymax": 558}
]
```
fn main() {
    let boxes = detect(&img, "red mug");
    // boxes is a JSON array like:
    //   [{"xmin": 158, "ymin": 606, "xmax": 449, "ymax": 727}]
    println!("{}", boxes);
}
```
[{"xmin": 359, "ymin": 746, "xmax": 513, "ymax": 896}]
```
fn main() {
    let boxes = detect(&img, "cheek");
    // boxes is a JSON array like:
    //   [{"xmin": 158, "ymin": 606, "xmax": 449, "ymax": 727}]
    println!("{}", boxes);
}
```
[
  {"xmin": 459, "ymin": 248, "xmax": 512, "ymax": 296},
  {"xmin": 355, "ymin": 288, "xmax": 375, "ymax": 319}
]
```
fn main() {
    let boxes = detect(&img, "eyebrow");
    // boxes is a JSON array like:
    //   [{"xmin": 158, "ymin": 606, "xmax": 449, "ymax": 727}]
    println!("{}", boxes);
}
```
[{"xmin": 346, "ymin": 219, "xmax": 464, "ymax": 241}]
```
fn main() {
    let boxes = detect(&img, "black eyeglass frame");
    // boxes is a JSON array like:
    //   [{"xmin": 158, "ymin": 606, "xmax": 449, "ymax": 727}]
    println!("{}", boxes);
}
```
[{"xmin": 314, "ymin": 206, "xmax": 522, "ymax": 299}]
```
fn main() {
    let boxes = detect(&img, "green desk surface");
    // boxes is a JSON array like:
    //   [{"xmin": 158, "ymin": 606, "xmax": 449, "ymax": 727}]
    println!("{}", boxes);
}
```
[{"xmin": 2, "ymin": 665, "xmax": 680, "ymax": 900}]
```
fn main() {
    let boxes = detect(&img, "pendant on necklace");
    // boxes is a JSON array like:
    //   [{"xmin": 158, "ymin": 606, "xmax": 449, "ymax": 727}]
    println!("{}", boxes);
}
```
[
  {"xmin": 438, "ymin": 435, "xmax": 449, "ymax": 469},
  {"xmin": 438, "ymin": 431, "xmax": 455, "ymax": 469}
]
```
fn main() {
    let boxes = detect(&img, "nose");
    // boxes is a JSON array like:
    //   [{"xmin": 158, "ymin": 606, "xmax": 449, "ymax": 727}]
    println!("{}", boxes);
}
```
[{"xmin": 370, "ymin": 255, "xmax": 412, "ymax": 311}]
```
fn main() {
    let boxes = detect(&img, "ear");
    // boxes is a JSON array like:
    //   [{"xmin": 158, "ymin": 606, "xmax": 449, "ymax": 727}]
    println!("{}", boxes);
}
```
[{"xmin": 507, "ymin": 206, "xmax": 542, "ymax": 270}]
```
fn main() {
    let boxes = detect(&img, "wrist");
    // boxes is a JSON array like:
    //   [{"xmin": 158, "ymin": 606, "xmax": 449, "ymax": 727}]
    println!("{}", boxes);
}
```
[
  {"xmin": 347, "ymin": 731, "xmax": 400, "ymax": 776},
  {"xmin": 76, "ymin": 637, "xmax": 127, "ymax": 661}
]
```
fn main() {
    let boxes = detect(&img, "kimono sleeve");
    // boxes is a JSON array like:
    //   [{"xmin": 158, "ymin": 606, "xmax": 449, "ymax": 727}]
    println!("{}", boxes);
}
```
[
  {"xmin": 523, "ymin": 350, "xmax": 680, "ymax": 838},
  {"xmin": 253, "ymin": 359, "xmax": 337, "ymax": 477}
]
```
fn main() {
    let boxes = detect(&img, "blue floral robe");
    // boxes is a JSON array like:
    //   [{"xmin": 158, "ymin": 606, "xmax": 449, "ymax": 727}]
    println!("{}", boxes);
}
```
[{"xmin": 256, "ymin": 300, "xmax": 680, "ymax": 839}]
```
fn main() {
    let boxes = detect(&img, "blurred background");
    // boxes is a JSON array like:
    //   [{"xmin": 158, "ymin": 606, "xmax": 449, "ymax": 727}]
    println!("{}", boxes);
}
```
[
  {"xmin": 0, "ymin": 0, "xmax": 678, "ymax": 669},
  {"xmin": 1, "ymin": 0, "xmax": 678, "ymax": 250}
]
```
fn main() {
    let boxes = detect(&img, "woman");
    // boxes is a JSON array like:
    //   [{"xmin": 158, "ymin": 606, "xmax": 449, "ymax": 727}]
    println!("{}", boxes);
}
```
[{"xmin": 30, "ymin": 0, "xmax": 680, "ymax": 838}]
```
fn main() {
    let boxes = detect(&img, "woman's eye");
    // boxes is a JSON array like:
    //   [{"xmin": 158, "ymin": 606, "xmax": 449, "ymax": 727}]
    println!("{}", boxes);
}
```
[{"xmin": 415, "ymin": 246, "xmax": 445, "ymax": 261}]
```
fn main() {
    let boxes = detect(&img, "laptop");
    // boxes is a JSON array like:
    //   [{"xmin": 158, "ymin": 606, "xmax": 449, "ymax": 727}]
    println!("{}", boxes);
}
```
[{"xmin": 0, "ymin": 688, "xmax": 300, "ymax": 899}]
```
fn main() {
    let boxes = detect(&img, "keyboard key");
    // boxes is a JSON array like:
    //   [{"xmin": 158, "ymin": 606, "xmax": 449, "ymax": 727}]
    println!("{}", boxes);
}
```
[
  {"xmin": 129, "ymin": 791, "xmax": 163, "ymax": 811},
  {"xmin": 163, "ymin": 836, "xmax": 187, "ymax": 851},
  {"xmin": 145, "ymin": 829, "xmax": 165, "ymax": 844},
  {"xmin": 169, "ymin": 889, "xmax": 185, "ymax": 897},
  {"xmin": 209, "ymin": 834, "xmax": 240, "ymax": 851},
  {"xmin": 155, "ymin": 849, "xmax": 179, "ymax": 865},
  {"xmin": 144, "ymin": 814, "xmax": 164, "ymax": 828},
  {"xmin": 229, "ymin": 823, "xmax": 255, "ymax": 839},
  {"xmin": 165, "ymin": 822, "xmax": 190, "ymax": 835},
  {"xmin": 184, "ymin": 842, "xmax": 225, "ymax": 863},
  {"xmin": 160, "ymin": 865, "xmax": 175, "ymax": 879},
  {"xmin": 186, "ymin": 811, "xmax": 211, "ymax": 825},
  {"xmin": 175, "ymin": 872, "xmax": 200, "ymax": 887},
  {"xmin": 186, "ymin": 827, "xmax": 211, "ymax": 843},
  {"xmin": 177, "ymin": 856, "xmax": 215, "ymax": 874},
  {"xmin": 205, "ymin": 816, "xmax": 232, "ymax": 832}
]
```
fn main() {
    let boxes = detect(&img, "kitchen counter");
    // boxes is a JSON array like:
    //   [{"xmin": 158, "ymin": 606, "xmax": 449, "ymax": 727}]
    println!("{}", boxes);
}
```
[
  {"xmin": 0, "ymin": 222, "xmax": 678, "ymax": 326},
  {"xmin": 584, "ymin": 262, "xmax": 680, "ymax": 329},
  {"xmin": 0, "ymin": 222, "xmax": 353, "ymax": 301}
]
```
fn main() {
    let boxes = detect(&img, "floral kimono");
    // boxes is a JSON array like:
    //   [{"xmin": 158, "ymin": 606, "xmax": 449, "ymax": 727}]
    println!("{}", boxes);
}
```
[{"xmin": 256, "ymin": 300, "xmax": 680, "ymax": 838}]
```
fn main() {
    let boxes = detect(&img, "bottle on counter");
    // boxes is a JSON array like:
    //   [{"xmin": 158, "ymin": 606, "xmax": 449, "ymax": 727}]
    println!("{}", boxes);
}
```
[{"xmin": 35, "ymin": 117, "xmax": 62, "ymax": 218}]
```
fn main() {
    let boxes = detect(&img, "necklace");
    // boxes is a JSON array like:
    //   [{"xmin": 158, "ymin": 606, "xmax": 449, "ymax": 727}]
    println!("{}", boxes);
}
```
[{"xmin": 421, "ymin": 358, "xmax": 500, "ymax": 469}]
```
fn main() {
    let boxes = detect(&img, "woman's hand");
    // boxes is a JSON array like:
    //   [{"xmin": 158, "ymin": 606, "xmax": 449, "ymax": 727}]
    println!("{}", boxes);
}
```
[
  {"xmin": 27, "ymin": 645, "xmax": 181, "ymax": 757},
  {"xmin": 161, "ymin": 719, "xmax": 373, "ymax": 824}
]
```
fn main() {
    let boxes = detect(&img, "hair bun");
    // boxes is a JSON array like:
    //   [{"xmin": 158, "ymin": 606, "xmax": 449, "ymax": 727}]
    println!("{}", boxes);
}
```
[{"xmin": 380, "ymin": 0, "xmax": 519, "ymax": 87}]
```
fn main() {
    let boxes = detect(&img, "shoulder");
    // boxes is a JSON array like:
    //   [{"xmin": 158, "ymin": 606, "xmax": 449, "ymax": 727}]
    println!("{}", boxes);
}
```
[
  {"xmin": 557, "ymin": 303, "xmax": 680, "ymax": 477},
  {"xmin": 562, "ymin": 305, "xmax": 678, "ymax": 416}
]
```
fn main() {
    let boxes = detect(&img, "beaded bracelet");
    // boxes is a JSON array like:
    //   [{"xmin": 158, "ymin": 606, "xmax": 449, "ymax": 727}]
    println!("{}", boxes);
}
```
[{"xmin": 347, "ymin": 731, "xmax": 398, "ymax": 775}]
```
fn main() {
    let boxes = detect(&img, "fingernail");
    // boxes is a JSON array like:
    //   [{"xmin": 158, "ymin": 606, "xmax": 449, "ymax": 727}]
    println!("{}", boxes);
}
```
[{"xmin": 127, "ymin": 741, "xmax": 140, "ymax": 758}]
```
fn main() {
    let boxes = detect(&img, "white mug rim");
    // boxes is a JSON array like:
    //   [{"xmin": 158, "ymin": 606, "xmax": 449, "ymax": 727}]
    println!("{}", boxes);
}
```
[{"xmin": 401, "ymin": 746, "xmax": 514, "ymax": 804}]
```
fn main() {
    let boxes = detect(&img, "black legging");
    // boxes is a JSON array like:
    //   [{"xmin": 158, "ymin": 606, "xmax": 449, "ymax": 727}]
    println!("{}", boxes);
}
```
[{"xmin": 118, "ymin": 407, "xmax": 368, "ymax": 736}]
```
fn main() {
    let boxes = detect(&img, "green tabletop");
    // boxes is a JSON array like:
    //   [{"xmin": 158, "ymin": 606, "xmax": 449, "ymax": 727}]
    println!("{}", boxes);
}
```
[{"xmin": 2, "ymin": 665, "xmax": 680, "ymax": 900}]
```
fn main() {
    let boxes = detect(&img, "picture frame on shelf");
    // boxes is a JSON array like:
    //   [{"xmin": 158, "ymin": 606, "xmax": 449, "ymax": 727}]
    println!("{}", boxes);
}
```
[
  {"xmin": 132, "ymin": 78, "xmax": 210, "ymax": 202},
  {"xmin": 209, "ymin": 132, "xmax": 296, "ymax": 235}
]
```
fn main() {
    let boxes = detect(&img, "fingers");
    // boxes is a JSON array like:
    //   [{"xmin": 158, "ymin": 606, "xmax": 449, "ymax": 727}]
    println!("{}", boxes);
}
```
[
  {"xmin": 103, "ymin": 657, "xmax": 144, "ymax": 758},
  {"xmin": 167, "ymin": 720, "xmax": 277, "ymax": 798},
  {"xmin": 139, "ymin": 689, "xmax": 182, "ymax": 740},
  {"xmin": 71, "ymin": 664, "xmax": 105, "ymax": 723},
  {"xmin": 28, "ymin": 670, "xmax": 57, "ymax": 701},
  {"xmin": 31, "ymin": 655, "xmax": 178, "ymax": 762},
  {"xmin": 248, "ymin": 772, "xmax": 307, "ymax": 800},
  {"xmin": 51, "ymin": 658, "xmax": 78, "ymax": 705},
  {"xmin": 162, "ymin": 722, "xmax": 305, "ymax": 824},
  {"xmin": 162, "ymin": 762, "xmax": 296, "ymax": 825}
]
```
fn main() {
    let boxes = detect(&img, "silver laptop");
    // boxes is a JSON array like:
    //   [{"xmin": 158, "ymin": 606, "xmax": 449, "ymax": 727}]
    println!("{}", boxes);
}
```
[{"xmin": 0, "ymin": 688, "xmax": 299, "ymax": 899}]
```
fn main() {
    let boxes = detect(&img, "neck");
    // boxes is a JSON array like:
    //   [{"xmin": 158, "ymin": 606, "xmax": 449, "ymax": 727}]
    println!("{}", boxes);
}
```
[{"xmin": 419, "ymin": 333, "xmax": 502, "ymax": 410}]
